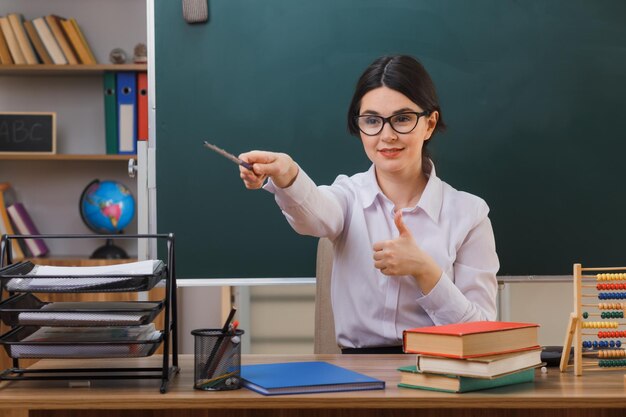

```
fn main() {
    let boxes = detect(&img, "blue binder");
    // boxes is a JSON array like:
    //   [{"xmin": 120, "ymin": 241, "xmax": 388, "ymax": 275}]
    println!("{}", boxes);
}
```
[
  {"xmin": 240, "ymin": 361, "xmax": 385, "ymax": 395},
  {"xmin": 116, "ymin": 72, "xmax": 137, "ymax": 154}
]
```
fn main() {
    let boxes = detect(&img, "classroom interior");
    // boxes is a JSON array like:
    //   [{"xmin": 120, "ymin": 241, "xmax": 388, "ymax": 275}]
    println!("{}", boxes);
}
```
[{"xmin": 0, "ymin": 1, "xmax": 625, "ymax": 414}]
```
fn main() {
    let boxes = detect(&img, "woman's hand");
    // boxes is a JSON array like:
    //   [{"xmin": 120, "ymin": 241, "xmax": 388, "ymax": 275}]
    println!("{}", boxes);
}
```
[
  {"xmin": 238, "ymin": 150, "xmax": 299, "ymax": 189},
  {"xmin": 373, "ymin": 210, "xmax": 442, "ymax": 293}
]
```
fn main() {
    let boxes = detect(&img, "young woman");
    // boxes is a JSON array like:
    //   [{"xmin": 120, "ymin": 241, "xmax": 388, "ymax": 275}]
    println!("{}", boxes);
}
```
[{"xmin": 238, "ymin": 55, "xmax": 499, "ymax": 353}]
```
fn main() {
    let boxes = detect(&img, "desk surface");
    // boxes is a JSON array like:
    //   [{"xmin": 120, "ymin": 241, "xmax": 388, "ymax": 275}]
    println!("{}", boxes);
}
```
[{"xmin": 0, "ymin": 354, "xmax": 624, "ymax": 410}]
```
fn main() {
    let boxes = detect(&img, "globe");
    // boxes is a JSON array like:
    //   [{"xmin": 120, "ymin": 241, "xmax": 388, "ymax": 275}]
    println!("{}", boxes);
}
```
[{"xmin": 79, "ymin": 179, "xmax": 135, "ymax": 259}]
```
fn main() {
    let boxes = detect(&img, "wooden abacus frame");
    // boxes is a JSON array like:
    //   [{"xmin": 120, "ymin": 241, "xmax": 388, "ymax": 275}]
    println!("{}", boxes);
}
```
[{"xmin": 560, "ymin": 263, "xmax": 626, "ymax": 375}]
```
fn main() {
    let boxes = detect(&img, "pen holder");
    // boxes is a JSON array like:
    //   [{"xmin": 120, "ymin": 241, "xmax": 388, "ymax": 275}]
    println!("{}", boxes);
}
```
[{"xmin": 192, "ymin": 328, "xmax": 244, "ymax": 391}]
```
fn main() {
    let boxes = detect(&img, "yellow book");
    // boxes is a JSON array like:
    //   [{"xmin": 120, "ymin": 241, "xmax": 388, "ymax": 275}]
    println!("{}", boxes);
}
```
[
  {"xmin": 44, "ymin": 15, "xmax": 77, "ymax": 65},
  {"xmin": 69, "ymin": 18, "xmax": 96, "ymax": 64},
  {"xmin": 7, "ymin": 13, "xmax": 38, "ymax": 64},
  {"xmin": 23, "ymin": 20, "xmax": 52, "ymax": 65},
  {"xmin": 0, "ymin": 183, "xmax": 24, "ymax": 261},
  {"xmin": 60, "ymin": 18, "xmax": 94, "ymax": 65},
  {"xmin": 0, "ymin": 16, "xmax": 25, "ymax": 64},
  {"xmin": 0, "ymin": 23, "xmax": 13, "ymax": 64}
]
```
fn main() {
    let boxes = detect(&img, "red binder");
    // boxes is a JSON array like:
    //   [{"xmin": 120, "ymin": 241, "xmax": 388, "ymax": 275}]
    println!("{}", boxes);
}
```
[{"xmin": 137, "ymin": 72, "xmax": 148, "ymax": 141}]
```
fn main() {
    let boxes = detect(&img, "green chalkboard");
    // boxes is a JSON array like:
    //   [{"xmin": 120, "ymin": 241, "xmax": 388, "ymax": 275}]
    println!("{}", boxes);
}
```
[{"xmin": 155, "ymin": 0, "xmax": 626, "ymax": 278}]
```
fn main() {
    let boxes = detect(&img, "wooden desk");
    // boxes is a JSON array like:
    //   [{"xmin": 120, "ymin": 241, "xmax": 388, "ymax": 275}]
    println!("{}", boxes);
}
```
[{"xmin": 0, "ymin": 354, "xmax": 625, "ymax": 417}]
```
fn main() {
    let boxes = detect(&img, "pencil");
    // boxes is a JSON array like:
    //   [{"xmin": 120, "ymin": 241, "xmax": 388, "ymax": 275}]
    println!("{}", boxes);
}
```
[{"xmin": 203, "ymin": 141, "xmax": 253, "ymax": 170}]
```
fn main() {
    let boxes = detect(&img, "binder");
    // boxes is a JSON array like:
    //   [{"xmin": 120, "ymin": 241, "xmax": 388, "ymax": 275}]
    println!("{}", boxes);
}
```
[
  {"xmin": 240, "ymin": 361, "xmax": 385, "ymax": 395},
  {"xmin": 116, "ymin": 72, "xmax": 137, "ymax": 154},
  {"xmin": 103, "ymin": 72, "xmax": 118, "ymax": 154},
  {"xmin": 137, "ymin": 72, "xmax": 148, "ymax": 141}
]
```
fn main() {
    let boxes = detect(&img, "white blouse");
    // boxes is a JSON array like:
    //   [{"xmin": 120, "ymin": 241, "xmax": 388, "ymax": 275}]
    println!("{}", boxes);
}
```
[{"xmin": 264, "ymin": 164, "xmax": 499, "ymax": 349}]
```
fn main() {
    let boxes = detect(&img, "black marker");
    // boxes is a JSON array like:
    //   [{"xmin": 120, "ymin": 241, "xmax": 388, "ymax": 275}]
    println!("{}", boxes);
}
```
[{"xmin": 203, "ymin": 141, "xmax": 253, "ymax": 170}]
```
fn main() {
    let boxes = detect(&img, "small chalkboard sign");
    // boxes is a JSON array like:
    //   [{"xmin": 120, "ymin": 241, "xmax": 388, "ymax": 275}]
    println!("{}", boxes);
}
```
[{"xmin": 0, "ymin": 112, "xmax": 56, "ymax": 154}]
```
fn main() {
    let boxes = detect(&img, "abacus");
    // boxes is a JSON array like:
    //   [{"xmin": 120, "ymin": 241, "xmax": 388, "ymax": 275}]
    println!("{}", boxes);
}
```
[{"xmin": 560, "ymin": 263, "xmax": 626, "ymax": 375}]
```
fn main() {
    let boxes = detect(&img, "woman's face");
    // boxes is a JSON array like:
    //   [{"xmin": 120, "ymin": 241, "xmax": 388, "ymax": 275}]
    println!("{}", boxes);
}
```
[{"xmin": 358, "ymin": 86, "xmax": 438, "ymax": 178}]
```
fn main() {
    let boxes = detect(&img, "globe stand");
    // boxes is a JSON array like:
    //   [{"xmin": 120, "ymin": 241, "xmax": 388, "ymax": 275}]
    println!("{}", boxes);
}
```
[{"xmin": 90, "ymin": 239, "xmax": 129, "ymax": 259}]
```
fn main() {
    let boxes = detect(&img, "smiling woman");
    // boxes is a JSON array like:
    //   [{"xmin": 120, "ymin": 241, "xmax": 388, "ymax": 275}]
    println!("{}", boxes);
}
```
[{"xmin": 232, "ymin": 55, "xmax": 499, "ymax": 353}]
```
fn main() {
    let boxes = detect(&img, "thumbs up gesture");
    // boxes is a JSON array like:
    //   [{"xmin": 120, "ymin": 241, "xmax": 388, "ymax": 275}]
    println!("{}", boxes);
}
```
[{"xmin": 373, "ymin": 210, "xmax": 442, "ymax": 291}]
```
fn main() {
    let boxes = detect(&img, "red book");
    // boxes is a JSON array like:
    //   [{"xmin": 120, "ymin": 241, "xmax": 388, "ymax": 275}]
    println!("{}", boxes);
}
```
[
  {"xmin": 403, "ymin": 321, "xmax": 540, "ymax": 359},
  {"xmin": 6, "ymin": 202, "xmax": 49, "ymax": 257},
  {"xmin": 137, "ymin": 72, "xmax": 148, "ymax": 141}
]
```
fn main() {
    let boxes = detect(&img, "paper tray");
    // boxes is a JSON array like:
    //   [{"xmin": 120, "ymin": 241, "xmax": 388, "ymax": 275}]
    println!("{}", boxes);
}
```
[
  {"xmin": 0, "ymin": 293, "xmax": 164, "ymax": 327},
  {"xmin": 0, "ymin": 326, "xmax": 164, "ymax": 359},
  {"xmin": 0, "ymin": 261, "xmax": 166, "ymax": 293}
]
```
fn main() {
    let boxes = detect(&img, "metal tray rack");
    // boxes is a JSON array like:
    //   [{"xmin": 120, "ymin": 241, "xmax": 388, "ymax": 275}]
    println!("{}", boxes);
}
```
[{"xmin": 0, "ymin": 233, "xmax": 179, "ymax": 393}]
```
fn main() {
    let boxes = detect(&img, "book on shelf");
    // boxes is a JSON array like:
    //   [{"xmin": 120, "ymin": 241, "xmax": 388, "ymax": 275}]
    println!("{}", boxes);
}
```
[
  {"xmin": 22, "ymin": 19, "xmax": 52, "ymax": 65},
  {"xmin": 44, "ymin": 15, "xmax": 78, "ymax": 64},
  {"xmin": 6, "ymin": 202, "xmax": 49, "ymax": 257},
  {"xmin": 0, "ymin": 16, "xmax": 25, "ymax": 64},
  {"xmin": 397, "ymin": 365, "xmax": 535, "ymax": 393},
  {"xmin": 0, "ymin": 183, "xmax": 24, "ymax": 261},
  {"xmin": 7, "ymin": 13, "xmax": 38, "ymax": 65},
  {"xmin": 32, "ymin": 17, "xmax": 66, "ymax": 65},
  {"xmin": 415, "ymin": 348, "xmax": 543, "ymax": 379},
  {"xmin": 69, "ymin": 18, "xmax": 96, "ymax": 64},
  {"xmin": 0, "ymin": 24, "xmax": 13, "ymax": 64},
  {"xmin": 403, "ymin": 321, "xmax": 540, "ymax": 358},
  {"xmin": 240, "ymin": 361, "xmax": 385, "ymax": 396},
  {"xmin": 59, "ymin": 17, "xmax": 95, "ymax": 65}
]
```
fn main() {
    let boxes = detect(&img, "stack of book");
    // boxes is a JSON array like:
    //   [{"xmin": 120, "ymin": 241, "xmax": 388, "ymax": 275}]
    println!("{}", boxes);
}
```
[
  {"xmin": 0, "ymin": 13, "xmax": 96, "ymax": 65},
  {"xmin": 0, "ymin": 182, "xmax": 48, "ymax": 259},
  {"xmin": 399, "ymin": 321, "xmax": 542, "ymax": 393}
]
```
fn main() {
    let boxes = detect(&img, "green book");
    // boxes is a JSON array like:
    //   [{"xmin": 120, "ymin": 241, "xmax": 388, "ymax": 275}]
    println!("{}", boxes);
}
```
[
  {"xmin": 103, "ymin": 71, "xmax": 118, "ymax": 154},
  {"xmin": 397, "ymin": 366, "xmax": 535, "ymax": 393}
]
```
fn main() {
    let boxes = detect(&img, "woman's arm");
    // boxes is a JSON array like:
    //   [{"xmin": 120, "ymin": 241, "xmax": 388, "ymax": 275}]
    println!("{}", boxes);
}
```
[
  {"xmin": 416, "ymin": 215, "xmax": 499, "ymax": 324},
  {"xmin": 239, "ymin": 150, "xmax": 346, "ymax": 239}
]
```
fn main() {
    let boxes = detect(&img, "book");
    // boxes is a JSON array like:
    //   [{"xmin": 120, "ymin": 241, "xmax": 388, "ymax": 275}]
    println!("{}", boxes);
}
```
[
  {"xmin": 0, "ymin": 16, "xmax": 25, "ymax": 64},
  {"xmin": 103, "ymin": 72, "xmax": 118, "ymax": 154},
  {"xmin": 240, "ymin": 361, "xmax": 385, "ymax": 395},
  {"xmin": 6, "ymin": 202, "xmax": 49, "ymax": 257},
  {"xmin": 59, "ymin": 18, "xmax": 95, "ymax": 65},
  {"xmin": 403, "ymin": 321, "xmax": 540, "ymax": 358},
  {"xmin": 415, "ymin": 348, "xmax": 543, "ymax": 378},
  {"xmin": 69, "ymin": 18, "xmax": 96, "ymax": 64},
  {"xmin": 397, "ymin": 365, "xmax": 535, "ymax": 393},
  {"xmin": 32, "ymin": 17, "xmax": 66, "ymax": 65},
  {"xmin": 22, "ymin": 20, "xmax": 52, "ymax": 65},
  {"xmin": 44, "ymin": 15, "xmax": 78, "ymax": 64},
  {"xmin": 0, "ymin": 25, "xmax": 13, "ymax": 64},
  {"xmin": 7, "ymin": 13, "xmax": 38, "ymax": 64},
  {"xmin": 0, "ymin": 183, "xmax": 24, "ymax": 261}
]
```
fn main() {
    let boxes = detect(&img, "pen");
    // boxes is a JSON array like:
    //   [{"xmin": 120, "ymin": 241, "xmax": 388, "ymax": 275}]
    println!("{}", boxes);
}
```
[
  {"xmin": 203, "ymin": 141, "xmax": 253, "ymax": 171},
  {"xmin": 205, "ymin": 307, "xmax": 237, "ymax": 377}
]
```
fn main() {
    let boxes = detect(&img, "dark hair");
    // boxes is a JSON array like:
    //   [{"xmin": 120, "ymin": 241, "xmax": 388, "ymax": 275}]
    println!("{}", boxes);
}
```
[{"xmin": 347, "ymin": 55, "xmax": 446, "ymax": 174}]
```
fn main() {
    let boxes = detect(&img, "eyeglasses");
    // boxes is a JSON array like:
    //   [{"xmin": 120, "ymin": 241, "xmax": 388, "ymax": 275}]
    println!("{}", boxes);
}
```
[{"xmin": 355, "ymin": 111, "xmax": 430, "ymax": 136}]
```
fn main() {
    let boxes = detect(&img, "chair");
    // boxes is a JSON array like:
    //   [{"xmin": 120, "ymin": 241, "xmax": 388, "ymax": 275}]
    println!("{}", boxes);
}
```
[{"xmin": 314, "ymin": 238, "xmax": 341, "ymax": 354}]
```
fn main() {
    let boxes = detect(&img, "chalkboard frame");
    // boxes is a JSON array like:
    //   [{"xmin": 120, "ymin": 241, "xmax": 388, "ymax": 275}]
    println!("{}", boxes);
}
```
[{"xmin": 0, "ymin": 112, "xmax": 56, "ymax": 155}]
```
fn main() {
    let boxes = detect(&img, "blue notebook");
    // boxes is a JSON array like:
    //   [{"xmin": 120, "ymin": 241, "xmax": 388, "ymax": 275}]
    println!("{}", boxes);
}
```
[{"xmin": 240, "ymin": 361, "xmax": 385, "ymax": 395}]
